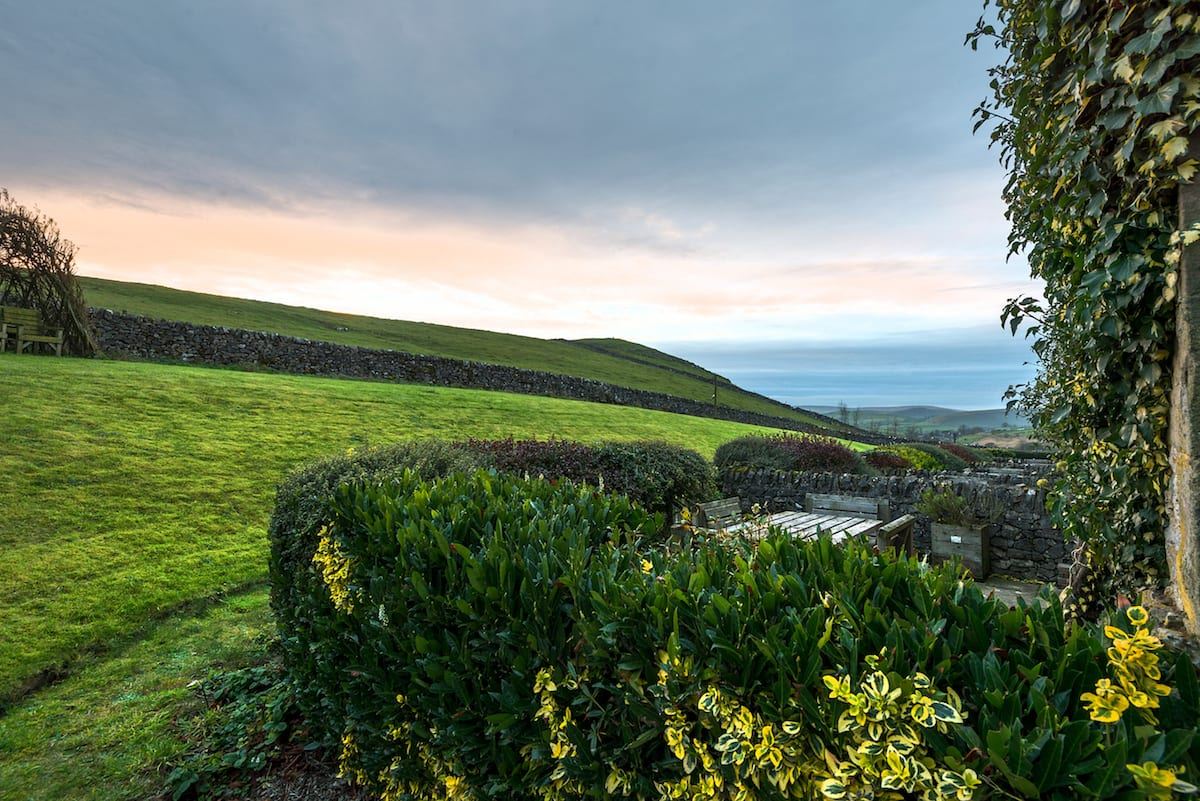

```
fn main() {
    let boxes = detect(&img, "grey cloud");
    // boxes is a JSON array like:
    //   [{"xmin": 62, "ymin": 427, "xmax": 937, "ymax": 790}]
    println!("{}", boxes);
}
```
[{"xmin": 0, "ymin": 0, "xmax": 997, "ymax": 227}]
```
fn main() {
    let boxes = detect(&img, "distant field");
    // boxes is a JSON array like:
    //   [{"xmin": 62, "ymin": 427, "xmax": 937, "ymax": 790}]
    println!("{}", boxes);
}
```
[
  {"xmin": 0, "ymin": 353, "xmax": 805, "ymax": 703},
  {"xmin": 961, "ymin": 429, "xmax": 1044, "ymax": 450},
  {"xmin": 81, "ymin": 276, "xmax": 842, "ymax": 431}
]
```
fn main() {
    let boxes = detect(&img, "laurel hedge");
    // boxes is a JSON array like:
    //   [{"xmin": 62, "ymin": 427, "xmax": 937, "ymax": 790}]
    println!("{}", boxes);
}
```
[{"xmin": 268, "ymin": 438, "xmax": 714, "ymax": 647}]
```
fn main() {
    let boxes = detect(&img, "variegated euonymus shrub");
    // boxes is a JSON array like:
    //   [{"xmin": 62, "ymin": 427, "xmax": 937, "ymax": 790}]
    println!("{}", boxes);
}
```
[{"xmin": 271, "ymin": 470, "xmax": 1199, "ymax": 800}]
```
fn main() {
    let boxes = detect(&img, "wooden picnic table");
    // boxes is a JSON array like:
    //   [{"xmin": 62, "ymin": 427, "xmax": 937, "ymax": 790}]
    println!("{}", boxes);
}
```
[{"xmin": 730, "ymin": 510, "xmax": 885, "ymax": 544}]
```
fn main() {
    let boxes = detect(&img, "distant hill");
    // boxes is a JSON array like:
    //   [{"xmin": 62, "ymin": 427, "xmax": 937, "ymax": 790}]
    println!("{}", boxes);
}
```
[
  {"xmin": 812, "ymin": 405, "xmax": 956, "ymax": 421},
  {"xmin": 80, "ymin": 276, "xmax": 855, "ymax": 435},
  {"xmin": 925, "ymin": 408, "xmax": 1028, "ymax": 429},
  {"xmin": 810, "ymin": 404, "xmax": 1029, "ymax": 435}
]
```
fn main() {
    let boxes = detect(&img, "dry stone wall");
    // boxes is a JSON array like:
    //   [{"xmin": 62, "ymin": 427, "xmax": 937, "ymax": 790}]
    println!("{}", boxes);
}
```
[
  {"xmin": 720, "ymin": 464, "xmax": 1069, "ymax": 583},
  {"xmin": 89, "ymin": 309, "xmax": 896, "ymax": 444}
]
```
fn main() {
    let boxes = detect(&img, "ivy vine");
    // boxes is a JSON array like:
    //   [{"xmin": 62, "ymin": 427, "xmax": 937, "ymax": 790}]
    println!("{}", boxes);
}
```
[{"xmin": 970, "ymin": 0, "xmax": 1200, "ymax": 613}]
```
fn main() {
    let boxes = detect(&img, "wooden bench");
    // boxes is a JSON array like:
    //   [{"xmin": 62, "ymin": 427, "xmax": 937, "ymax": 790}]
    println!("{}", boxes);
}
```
[
  {"xmin": 805, "ymin": 493, "xmax": 916, "ymax": 554},
  {"xmin": 980, "ymin": 467, "xmax": 1025, "ymax": 478},
  {"xmin": 806, "ymin": 492, "xmax": 889, "ymax": 519},
  {"xmin": 695, "ymin": 496, "xmax": 743, "ymax": 530},
  {"xmin": 1, "ymin": 306, "xmax": 64, "ymax": 355}
]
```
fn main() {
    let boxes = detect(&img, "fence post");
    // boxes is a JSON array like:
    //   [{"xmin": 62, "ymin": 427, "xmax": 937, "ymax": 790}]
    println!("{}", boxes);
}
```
[{"xmin": 1168, "ymin": 132, "xmax": 1200, "ymax": 636}]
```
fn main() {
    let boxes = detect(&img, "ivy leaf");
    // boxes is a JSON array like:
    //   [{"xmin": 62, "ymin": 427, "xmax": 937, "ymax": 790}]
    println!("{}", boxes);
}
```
[
  {"xmin": 1178, "ymin": 35, "xmax": 1200, "ymax": 61},
  {"xmin": 1109, "ymin": 254, "xmax": 1141, "ymax": 282},
  {"xmin": 1136, "ymin": 79, "xmax": 1179, "ymax": 116},
  {"xmin": 1141, "ymin": 52, "xmax": 1178, "ymax": 86},
  {"xmin": 1162, "ymin": 136, "xmax": 1189, "ymax": 163},
  {"xmin": 1146, "ymin": 118, "xmax": 1183, "ymax": 142},
  {"xmin": 1126, "ymin": 14, "xmax": 1172, "ymax": 56},
  {"xmin": 1113, "ymin": 54, "xmax": 1136, "ymax": 83},
  {"xmin": 1097, "ymin": 108, "xmax": 1131, "ymax": 130}
]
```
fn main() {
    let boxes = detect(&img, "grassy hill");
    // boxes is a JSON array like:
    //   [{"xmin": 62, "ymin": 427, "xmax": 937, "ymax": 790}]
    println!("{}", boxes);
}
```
[
  {"xmin": 0, "ymin": 589, "xmax": 273, "ymax": 799},
  {"xmin": 0, "ymin": 354, "xmax": 807, "ymax": 705},
  {"xmin": 80, "ymin": 276, "xmax": 844, "ymax": 432}
]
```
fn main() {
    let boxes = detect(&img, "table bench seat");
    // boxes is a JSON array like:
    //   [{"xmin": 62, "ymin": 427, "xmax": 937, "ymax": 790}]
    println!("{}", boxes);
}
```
[{"xmin": 694, "ymin": 494, "xmax": 914, "ymax": 554}]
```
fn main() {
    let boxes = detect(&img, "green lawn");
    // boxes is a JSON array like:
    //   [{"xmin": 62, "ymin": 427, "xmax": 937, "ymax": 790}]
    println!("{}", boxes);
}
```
[
  {"xmin": 0, "ymin": 353, "xmax": 797, "ymax": 703},
  {"xmin": 0, "ymin": 589, "xmax": 272, "ymax": 801},
  {"xmin": 80, "ymin": 276, "xmax": 842, "ymax": 430}
]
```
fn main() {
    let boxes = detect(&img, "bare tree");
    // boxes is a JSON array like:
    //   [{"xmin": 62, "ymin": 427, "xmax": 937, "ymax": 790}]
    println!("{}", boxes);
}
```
[{"xmin": 0, "ymin": 189, "xmax": 96, "ymax": 354}]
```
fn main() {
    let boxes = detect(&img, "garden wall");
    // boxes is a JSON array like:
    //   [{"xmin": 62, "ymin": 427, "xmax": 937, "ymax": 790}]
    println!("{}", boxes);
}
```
[
  {"xmin": 88, "ymin": 309, "xmax": 896, "ymax": 444},
  {"xmin": 720, "ymin": 464, "xmax": 1069, "ymax": 583}
]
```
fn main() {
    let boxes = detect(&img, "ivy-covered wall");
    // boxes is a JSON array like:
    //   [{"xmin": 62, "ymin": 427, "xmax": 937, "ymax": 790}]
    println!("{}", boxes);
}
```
[{"xmin": 971, "ymin": 1, "xmax": 1200, "ymax": 613}]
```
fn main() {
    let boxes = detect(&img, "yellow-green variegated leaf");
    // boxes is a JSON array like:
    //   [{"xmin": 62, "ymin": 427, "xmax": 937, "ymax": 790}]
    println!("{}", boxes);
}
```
[
  {"xmin": 819, "ymin": 779, "xmax": 848, "ymax": 800},
  {"xmin": 1147, "ymin": 118, "xmax": 1183, "ymax": 142},
  {"xmin": 930, "ymin": 702, "xmax": 963, "ymax": 724},
  {"xmin": 1162, "ymin": 136, "xmax": 1190, "ymax": 162}
]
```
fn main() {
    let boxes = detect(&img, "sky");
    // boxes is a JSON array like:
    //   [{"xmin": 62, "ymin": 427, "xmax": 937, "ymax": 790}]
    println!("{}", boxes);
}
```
[{"xmin": 0, "ymin": 1, "xmax": 1039, "ymax": 408}]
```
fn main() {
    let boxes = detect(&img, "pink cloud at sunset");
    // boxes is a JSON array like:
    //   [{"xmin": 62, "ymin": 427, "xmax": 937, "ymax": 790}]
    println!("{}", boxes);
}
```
[{"xmin": 19, "ymin": 185, "xmax": 1032, "ymax": 345}]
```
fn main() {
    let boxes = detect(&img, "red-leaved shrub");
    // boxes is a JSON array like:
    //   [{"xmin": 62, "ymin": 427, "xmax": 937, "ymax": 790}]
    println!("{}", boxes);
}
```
[
  {"xmin": 714, "ymin": 434, "xmax": 866, "ymax": 474},
  {"xmin": 938, "ymin": 443, "xmax": 981, "ymax": 463},
  {"xmin": 865, "ymin": 450, "xmax": 913, "ymax": 472},
  {"xmin": 464, "ymin": 437, "xmax": 601, "ymax": 480}
]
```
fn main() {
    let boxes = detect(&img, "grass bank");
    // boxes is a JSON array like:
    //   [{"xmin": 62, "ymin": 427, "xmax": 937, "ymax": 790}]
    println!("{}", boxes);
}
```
[{"xmin": 0, "ymin": 588, "xmax": 272, "ymax": 800}]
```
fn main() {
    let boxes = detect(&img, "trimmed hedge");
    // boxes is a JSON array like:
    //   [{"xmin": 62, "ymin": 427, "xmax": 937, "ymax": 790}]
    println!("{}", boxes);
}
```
[
  {"xmin": 714, "ymin": 434, "xmax": 868, "ymax": 475},
  {"xmin": 269, "ymin": 438, "xmax": 714, "ymax": 646},
  {"xmin": 464, "ymin": 437, "xmax": 599, "ymax": 480},
  {"xmin": 274, "ymin": 471, "xmax": 1200, "ymax": 801},
  {"xmin": 463, "ymin": 438, "xmax": 716, "ymax": 518},
  {"xmin": 591, "ymin": 440, "xmax": 715, "ymax": 520},
  {"xmin": 872, "ymin": 443, "xmax": 973, "ymax": 473},
  {"xmin": 268, "ymin": 439, "xmax": 483, "ymax": 643}
]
